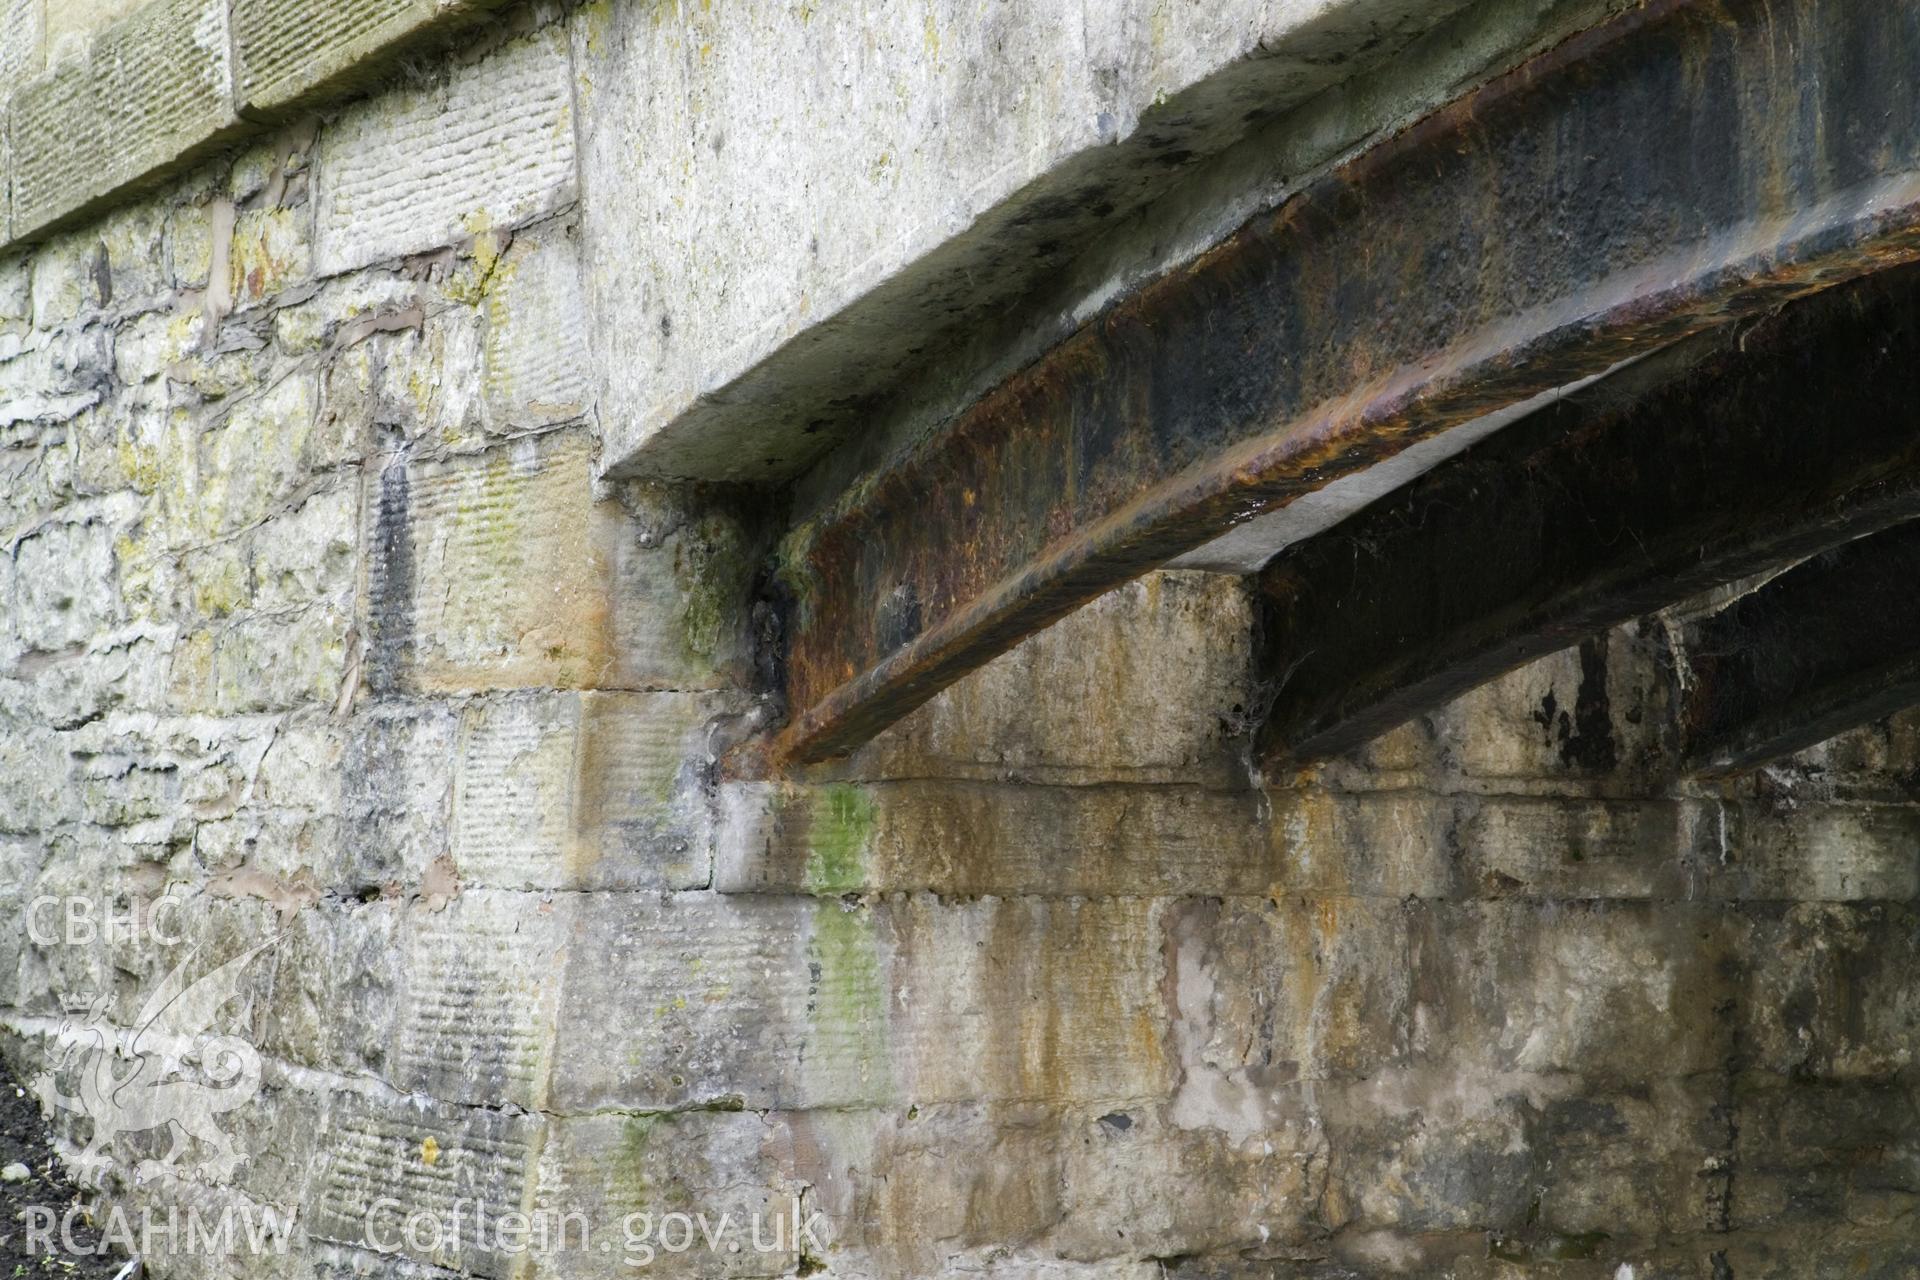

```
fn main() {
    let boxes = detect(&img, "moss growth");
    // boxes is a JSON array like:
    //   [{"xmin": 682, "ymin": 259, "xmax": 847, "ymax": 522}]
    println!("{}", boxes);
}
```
[
  {"xmin": 807, "ymin": 900, "xmax": 889, "ymax": 1100},
  {"xmin": 804, "ymin": 784, "xmax": 874, "ymax": 895},
  {"xmin": 676, "ymin": 513, "xmax": 752, "ymax": 669},
  {"xmin": 677, "ymin": 571, "xmax": 729, "ymax": 664},
  {"xmin": 615, "ymin": 1114, "xmax": 658, "ymax": 1208}
]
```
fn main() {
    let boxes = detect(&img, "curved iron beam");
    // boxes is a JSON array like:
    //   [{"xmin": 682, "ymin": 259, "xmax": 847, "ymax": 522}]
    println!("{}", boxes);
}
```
[{"xmin": 769, "ymin": 0, "xmax": 1920, "ymax": 768}]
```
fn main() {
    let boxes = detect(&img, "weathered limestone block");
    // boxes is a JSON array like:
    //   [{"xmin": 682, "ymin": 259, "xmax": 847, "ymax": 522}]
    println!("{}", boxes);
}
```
[
  {"xmin": 1521, "ymin": 1081, "xmax": 1728, "ymax": 1240},
  {"xmin": 250, "ymin": 484, "xmax": 358, "ymax": 612},
  {"xmin": 8, "ymin": 882, "xmax": 110, "ymax": 1022},
  {"xmin": 1319, "ymin": 1079, "xmax": 1538, "ymax": 1233},
  {"xmin": 1290, "ymin": 1074, "xmax": 1728, "ymax": 1251},
  {"xmin": 363, "ymin": 431, "xmax": 760, "ymax": 694},
  {"xmin": 720, "ymin": 782, "xmax": 1741, "ymax": 903},
  {"xmin": 64, "ymin": 748, "xmax": 183, "ymax": 837},
  {"xmin": 0, "ymin": 445, "xmax": 54, "ymax": 548},
  {"xmin": 233, "ymin": 0, "xmax": 526, "ymax": 118},
  {"xmin": 111, "ymin": 309, "xmax": 206, "ymax": 387},
  {"xmin": 1166, "ymin": 897, "xmax": 1412, "ymax": 1097},
  {"xmin": 7, "ymin": 55, "xmax": 103, "ymax": 238},
  {"xmin": 188, "ymin": 370, "xmax": 324, "ymax": 540},
  {"xmin": 1265, "ymin": 789, "xmax": 1458, "ymax": 901},
  {"xmin": 255, "ymin": 895, "xmax": 564, "ymax": 1106},
  {"xmin": 227, "ymin": 204, "xmax": 310, "ymax": 311},
  {"xmin": 1731, "ymin": 1076, "xmax": 1920, "ymax": 1233},
  {"xmin": 243, "ymin": 901, "xmax": 464, "ymax": 1090},
  {"xmin": 117, "ymin": 467, "xmax": 356, "ymax": 708},
  {"xmin": 843, "ymin": 572, "xmax": 1254, "ymax": 787},
  {"xmin": 170, "ymin": 479, "xmax": 355, "ymax": 625},
  {"xmin": 1451, "ymin": 795, "xmax": 1693, "ymax": 900},
  {"xmin": 791, "ymin": 1103, "xmax": 1321, "ymax": 1275},
  {"xmin": 201, "ymin": 1066, "xmax": 332, "ymax": 1217},
  {"xmin": 1708, "ymin": 802, "xmax": 1920, "ymax": 902},
  {"xmin": 452, "ymin": 692, "xmax": 576, "ymax": 883},
  {"xmin": 22, "ymin": 227, "xmax": 107, "ymax": 327},
  {"xmin": 390, "ymin": 893, "xmax": 567, "ymax": 1109},
  {"xmin": 0, "ymin": 250, "xmax": 28, "ymax": 330},
  {"xmin": 364, "ymin": 430, "xmax": 611, "ymax": 693},
  {"xmin": 480, "ymin": 229, "xmax": 594, "ymax": 431},
  {"xmin": 603, "ymin": 479, "xmax": 765, "ymax": 687},
  {"xmin": 93, "ymin": 198, "xmax": 173, "ymax": 310},
  {"xmin": 551, "ymin": 891, "xmax": 1169, "ymax": 1112},
  {"xmin": 1739, "ymin": 903, "xmax": 1920, "ymax": 1081},
  {"xmin": 167, "ymin": 599, "xmax": 350, "ymax": 715},
  {"xmin": 232, "ymin": 0, "xmax": 427, "ymax": 116},
  {"xmin": 0, "ymin": 324, "xmax": 111, "ymax": 427},
  {"xmin": 19, "ymin": 888, "xmax": 280, "ymax": 1051},
  {"xmin": 42, "ymin": 0, "xmax": 145, "ymax": 60},
  {"xmin": 0, "ymin": 634, "xmax": 174, "ymax": 750},
  {"xmin": 794, "ymin": 1104, "xmax": 1198, "ymax": 1279},
  {"xmin": 338, "ymin": 701, "xmax": 457, "ymax": 888},
  {"xmin": 60, "ymin": 715, "xmax": 244, "ymax": 832},
  {"xmin": 193, "ymin": 810, "xmax": 333, "ymax": 903},
  {"xmin": 0, "ymin": 835, "xmax": 46, "ymax": 1009},
  {"xmin": 313, "ymin": 26, "xmax": 576, "ymax": 275},
  {"xmin": 1407, "ymin": 901, "xmax": 1740, "ymax": 1082},
  {"xmin": 0, "ymin": 0, "xmax": 40, "ymax": 84},
  {"xmin": 162, "ymin": 327, "xmax": 280, "ymax": 407},
  {"xmin": 569, "ymin": 0, "xmax": 1088, "ymax": 467},
  {"xmin": 0, "ymin": 445, "xmax": 70, "ymax": 548},
  {"xmin": 1052, "ymin": 1104, "xmax": 1326, "ymax": 1261},
  {"xmin": 245, "ymin": 715, "xmax": 348, "ymax": 820},
  {"xmin": 880, "ymin": 893, "xmax": 1168, "ymax": 1105},
  {"xmin": 716, "ymin": 779, "xmax": 1277, "ymax": 897},
  {"xmin": 548, "ymin": 890, "xmax": 852, "ymax": 1113},
  {"xmin": 453, "ymin": 689, "xmax": 731, "ymax": 892},
  {"xmin": 307, "ymin": 1088, "xmax": 546, "ymax": 1278},
  {"xmin": 255, "ymin": 902, "xmax": 407, "ymax": 1082},
  {"xmin": 162, "ymin": 196, "xmax": 217, "ymax": 292},
  {"xmin": 10, "ymin": 0, "xmax": 237, "ymax": 239},
  {"xmin": 787, "ymin": 1104, "xmax": 1067, "ymax": 1277},
  {"xmin": 529, "ymin": 1111, "xmax": 803, "ymax": 1279},
  {"xmin": 270, "ymin": 269, "xmax": 420, "ymax": 358},
  {"xmin": 319, "ymin": 306, "xmax": 475, "ymax": 443},
  {"xmin": 11, "ymin": 514, "xmax": 118, "ymax": 651}
]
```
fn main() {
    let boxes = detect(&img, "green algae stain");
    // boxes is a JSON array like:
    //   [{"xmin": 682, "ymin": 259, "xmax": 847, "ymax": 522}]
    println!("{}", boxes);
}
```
[
  {"xmin": 675, "ymin": 512, "xmax": 754, "ymax": 670},
  {"xmin": 804, "ymin": 784, "xmax": 874, "ymax": 896},
  {"xmin": 678, "ymin": 568, "xmax": 730, "ymax": 665},
  {"xmin": 807, "ymin": 899, "xmax": 890, "ymax": 1101},
  {"xmin": 621, "ymin": 1114, "xmax": 656, "ymax": 1161},
  {"xmin": 613, "ymin": 1114, "xmax": 659, "ymax": 1209}
]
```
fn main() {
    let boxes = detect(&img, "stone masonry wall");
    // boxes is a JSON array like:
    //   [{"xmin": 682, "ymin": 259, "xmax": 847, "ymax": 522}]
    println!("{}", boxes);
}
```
[{"xmin": 1, "ymin": 3, "xmax": 1918, "ymax": 1279}]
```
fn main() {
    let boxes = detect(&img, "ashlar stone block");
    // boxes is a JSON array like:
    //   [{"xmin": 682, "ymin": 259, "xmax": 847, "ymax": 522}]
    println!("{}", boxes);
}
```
[{"xmin": 313, "ymin": 26, "xmax": 575, "ymax": 274}]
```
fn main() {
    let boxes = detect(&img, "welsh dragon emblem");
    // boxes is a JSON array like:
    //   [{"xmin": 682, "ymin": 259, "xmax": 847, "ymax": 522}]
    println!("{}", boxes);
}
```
[{"xmin": 33, "ymin": 936, "xmax": 280, "ymax": 1187}]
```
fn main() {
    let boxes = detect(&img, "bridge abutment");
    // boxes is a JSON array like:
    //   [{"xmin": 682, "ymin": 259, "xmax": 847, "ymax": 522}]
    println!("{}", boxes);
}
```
[{"xmin": 2, "ymin": 1, "xmax": 1917, "ymax": 1276}]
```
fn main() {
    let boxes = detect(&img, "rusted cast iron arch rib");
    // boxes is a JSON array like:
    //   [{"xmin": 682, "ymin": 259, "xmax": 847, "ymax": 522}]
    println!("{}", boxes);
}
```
[
  {"xmin": 769, "ymin": 0, "xmax": 1920, "ymax": 769},
  {"xmin": 1252, "ymin": 266, "xmax": 1920, "ymax": 769},
  {"xmin": 1677, "ymin": 521, "xmax": 1920, "ymax": 778}
]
